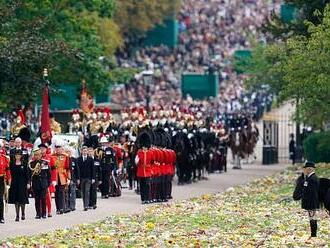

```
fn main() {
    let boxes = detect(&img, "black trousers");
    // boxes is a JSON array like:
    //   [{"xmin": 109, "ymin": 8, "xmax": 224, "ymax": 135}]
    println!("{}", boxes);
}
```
[
  {"xmin": 127, "ymin": 166, "xmax": 135, "ymax": 189},
  {"xmin": 34, "ymin": 188, "xmax": 47, "ymax": 217},
  {"xmin": 89, "ymin": 180, "xmax": 98, "ymax": 207},
  {"xmin": 0, "ymin": 177, "xmax": 4, "ymax": 220},
  {"xmin": 139, "ymin": 177, "xmax": 150, "ymax": 202},
  {"xmin": 101, "ymin": 170, "xmax": 110, "ymax": 196},
  {"xmin": 55, "ymin": 184, "xmax": 67, "ymax": 212}
]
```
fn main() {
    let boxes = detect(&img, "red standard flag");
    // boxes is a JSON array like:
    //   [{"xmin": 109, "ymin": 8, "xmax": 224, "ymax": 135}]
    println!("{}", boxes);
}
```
[
  {"xmin": 80, "ymin": 80, "xmax": 94, "ymax": 114},
  {"xmin": 40, "ymin": 85, "xmax": 52, "ymax": 144}
]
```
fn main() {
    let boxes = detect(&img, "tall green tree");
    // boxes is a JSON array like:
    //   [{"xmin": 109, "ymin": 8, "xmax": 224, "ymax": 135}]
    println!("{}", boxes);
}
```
[
  {"xmin": 245, "ymin": 5, "xmax": 330, "ymax": 129},
  {"xmin": 0, "ymin": 0, "xmax": 122, "ymax": 109},
  {"xmin": 265, "ymin": 0, "xmax": 328, "ymax": 39}
]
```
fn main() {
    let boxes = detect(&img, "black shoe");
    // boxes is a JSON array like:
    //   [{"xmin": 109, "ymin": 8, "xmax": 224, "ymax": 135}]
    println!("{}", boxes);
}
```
[
  {"xmin": 64, "ymin": 209, "xmax": 71, "ymax": 213},
  {"xmin": 15, "ymin": 216, "xmax": 19, "ymax": 222},
  {"xmin": 35, "ymin": 216, "xmax": 41, "ymax": 219},
  {"xmin": 48, "ymin": 214, "xmax": 52, "ymax": 218},
  {"xmin": 21, "ymin": 215, "xmax": 25, "ymax": 220},
  {"xmin": 84, "ymin": 208, "xmax": 88, "ymax": 211},
  {"xmin": 0, "ymin": 219, "xmax": 4, "ymax": 224},
  {"xmin": 71, "ymin": 208, "xmax": 76, "ymax": 212},
  {"xmin": 167, "ymin": 196, "xmax": 173, "ymax": 199},
  {"xmin": 93, "ymin": 206, "xmax": 97, "ymax": 209}
]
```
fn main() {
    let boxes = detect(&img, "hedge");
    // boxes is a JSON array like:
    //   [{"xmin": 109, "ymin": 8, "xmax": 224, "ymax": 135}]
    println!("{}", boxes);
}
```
[{"xmin": 303, "ymin": 131, "xmax": 330, "ymax": 163}]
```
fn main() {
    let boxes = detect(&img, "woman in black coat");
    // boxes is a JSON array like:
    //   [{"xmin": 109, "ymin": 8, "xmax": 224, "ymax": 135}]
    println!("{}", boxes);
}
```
[{"xmin": 8, "ymin": 149, "xmax": 30, "ymax": 221}]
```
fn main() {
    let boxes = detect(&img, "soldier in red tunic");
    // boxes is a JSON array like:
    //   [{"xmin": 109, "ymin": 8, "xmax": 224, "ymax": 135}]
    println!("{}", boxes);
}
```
[
  {"xmin": 135, "ymin": 132, "xmax": 152, "ymax": 204},
  {"xmin": 0, "ymin": 152, "xmax": 10, "ymax": 223}
]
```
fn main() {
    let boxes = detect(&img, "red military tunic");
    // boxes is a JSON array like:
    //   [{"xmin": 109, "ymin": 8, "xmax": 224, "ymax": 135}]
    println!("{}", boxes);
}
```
[
  {"xmin": 50, "ymin": 153, "xmax": 71, "ymax": 186},
  {"xmin": 160, "ymin": 149, "xmax": 168, "ymax": 176},
  {"xmin": 152, "ymin": 147, "xmax": 161, "ymax": 178},
  {"xmin": 136, "ymin": 148, "xmax": 153, "ymax": 178},
  {"xmin": 0, "ymin": 154, "xmax": 11, "ymax": 182},
  {"xmin": 169, "ymin": 150, "xmax": 176, "ymax": 176},
  {"xmin": 112, "ymin": 144, "xmax": 124, "ymax": 169}
]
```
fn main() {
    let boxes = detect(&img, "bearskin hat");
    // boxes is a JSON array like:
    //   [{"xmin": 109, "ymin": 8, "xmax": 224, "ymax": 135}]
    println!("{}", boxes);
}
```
[
  {"xmin": 18, "ymin": 127, "xmax": 31, "ymax": 142},
  {"xmin": 137, "ymin": 131, "xmax": 151, "ymax": 148}
]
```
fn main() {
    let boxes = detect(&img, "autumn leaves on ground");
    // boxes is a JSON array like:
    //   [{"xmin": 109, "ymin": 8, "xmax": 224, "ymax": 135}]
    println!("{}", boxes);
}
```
[{"xmin": 4, "ymin": 164, "xmax": 330, "ymax": 247}]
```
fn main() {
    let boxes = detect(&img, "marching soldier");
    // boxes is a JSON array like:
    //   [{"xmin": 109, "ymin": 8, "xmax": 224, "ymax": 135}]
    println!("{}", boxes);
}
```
[
  {"xmin": 0, "ymin": 151, "xmax": 10, "ymax": 223},
  {"xmin": 88, "ymin": 147, "xmax": 101, "ymax": 209},
  {"xmin": 96, "ymin": 136, "xmax": 117, "ymax": 198},
  {"xmin": 29, "ymin": 148, "xmax": 51, "ymax": 219},
  {"xmin": 50, "ymin": 142, "xmax": 71, "ymax": 215},
  {"xmin": 293, "ymin": 161, "xmax": 320, "ymax": 239},
  {"xmin": 39, "ymin": 143, "xmax": 54, "ymax": 217},
  {"xmin": 135, "ymin": 132, "xmax": 152, "ymax": 204}
]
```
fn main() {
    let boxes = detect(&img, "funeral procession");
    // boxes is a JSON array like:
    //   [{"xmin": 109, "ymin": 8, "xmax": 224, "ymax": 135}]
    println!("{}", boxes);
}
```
[{"xmin": 0, "ymin": 0, "xmax": 329, "ymax": 247}]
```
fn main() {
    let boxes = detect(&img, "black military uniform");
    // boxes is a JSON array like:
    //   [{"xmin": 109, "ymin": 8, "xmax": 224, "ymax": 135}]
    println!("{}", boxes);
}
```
[
  {"xmin": 68, "ymin": 156, "xmax": 80, "ymax": 211},
  {"xmin": 293, "ymin": 161, "xmax": 319, "ymax": 238},
  {"xmin": 29, "ymin": 159, "xmax": 51, "ymax": 218},
  {"xmin": 97, "ymin": 144, "xmax": 117, "ymax": 198},
  {"xmin": 89, "ymin": 155, "xmax": 101, "ymax": 209}
]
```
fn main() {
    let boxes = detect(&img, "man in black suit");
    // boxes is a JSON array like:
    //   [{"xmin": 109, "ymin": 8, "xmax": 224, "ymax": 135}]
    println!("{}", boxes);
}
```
[
  {"xmin": 66, "ymin": 147, "xmax": 80, "ymax": 211},
  {"xmin": 293, "ymin": 161, "xmax": 319, "ymax": 239},
  {"xmin": 77, "ymin": 146, "xmax": 95, "ymax": 211}
]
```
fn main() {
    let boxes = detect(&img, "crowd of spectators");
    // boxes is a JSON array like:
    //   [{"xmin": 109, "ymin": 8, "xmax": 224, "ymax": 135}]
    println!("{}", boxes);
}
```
[{"xmin": 111, "ymin": 0, "xmax": 281, "ymax": 111}]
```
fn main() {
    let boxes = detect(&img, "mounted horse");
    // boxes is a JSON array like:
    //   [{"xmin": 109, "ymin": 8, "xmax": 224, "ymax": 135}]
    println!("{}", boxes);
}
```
[{"xmin": 228, "ymin": 127, "xmax": 247, "ymax": 169}]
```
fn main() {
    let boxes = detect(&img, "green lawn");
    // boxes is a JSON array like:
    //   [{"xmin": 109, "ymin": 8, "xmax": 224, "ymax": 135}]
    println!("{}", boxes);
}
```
[{"xmin": 4, "ymin": 164, "xmax": 330, "ymax": 247}]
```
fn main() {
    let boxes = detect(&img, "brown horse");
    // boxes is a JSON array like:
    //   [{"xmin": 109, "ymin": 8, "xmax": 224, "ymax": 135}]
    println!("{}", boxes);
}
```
[{"xmin": 228, "ymin": 128, "xmax": 247, "ymax": 169}]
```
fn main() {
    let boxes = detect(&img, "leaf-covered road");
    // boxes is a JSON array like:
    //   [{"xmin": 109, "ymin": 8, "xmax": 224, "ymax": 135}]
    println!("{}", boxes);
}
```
[{"xmin": 3, "ymin": 164, "xmax": 330, "ymax": 247}]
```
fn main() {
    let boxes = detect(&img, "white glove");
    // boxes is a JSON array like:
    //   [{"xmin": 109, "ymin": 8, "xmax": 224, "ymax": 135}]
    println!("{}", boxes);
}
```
[
  {"xmin": 27, "ymin": 184, "xmax": 31, "ymax": 190},
  {"xmin": 52, "ymin": 181, "xmax": 57, "ymax": 187},
  {"xmin": 91, "ymin": 179, "xmax": 95, "ymax": 184}
]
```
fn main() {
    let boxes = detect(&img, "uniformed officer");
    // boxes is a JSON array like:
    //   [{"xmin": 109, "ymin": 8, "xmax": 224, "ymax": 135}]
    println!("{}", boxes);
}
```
[
  {"xmin": 135, "ymin": 132, "xmax": 152, "ymax": 204},
  {"xmin": 293, "ymin": 161, "xmax": 319, "ymax": 238},
  {"xmin": 50, "ymin": 142, "xmax": 71, "ymax": 214},
  {"xmin": 0, "ymin": 151, "xmax": 10, "ymax": 223},
  {"xmin": 88, "ymin": 147, "xmax": 101, "ymax": 209},
  {"xmin": 29, "ymin": 148, "xmax": 51, "ymax": 219},
  {"xmin": 96, "ymin": 136, "xmax": 117, "ymax": 198}
]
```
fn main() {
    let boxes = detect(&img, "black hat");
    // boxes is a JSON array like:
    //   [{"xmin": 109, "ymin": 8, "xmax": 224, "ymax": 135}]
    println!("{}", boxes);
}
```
[
  {"xmin": 138, "ymin": 132, "xmax": 151, "ymax": 148},
  {"xmin": 38, "ymin": 143, "xmax": 48, "ymax": 149},
  {"xmin": 303, "ymin": 161, "xmax": 315, "ymax": 168},
  {"xmin": 14, "ymin": 149, "xmax": 23, "ymax": 156}
]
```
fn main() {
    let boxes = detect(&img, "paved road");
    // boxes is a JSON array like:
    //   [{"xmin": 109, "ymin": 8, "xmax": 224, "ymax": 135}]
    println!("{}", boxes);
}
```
[{"xmin": 0, "ymin": 162, "xmax": 287, "ymax": 240}]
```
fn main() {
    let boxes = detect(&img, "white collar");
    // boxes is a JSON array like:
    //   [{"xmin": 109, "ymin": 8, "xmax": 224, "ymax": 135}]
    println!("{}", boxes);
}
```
[{"xmin": 307, "ymin": 171, "xmax": 315, "ymax": 178}]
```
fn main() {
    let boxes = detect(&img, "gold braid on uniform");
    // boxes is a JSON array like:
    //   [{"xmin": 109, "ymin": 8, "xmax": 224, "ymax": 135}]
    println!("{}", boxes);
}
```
[{"xmin": 29, "ymin": 161, "xmax": 41, "ymax": 177}]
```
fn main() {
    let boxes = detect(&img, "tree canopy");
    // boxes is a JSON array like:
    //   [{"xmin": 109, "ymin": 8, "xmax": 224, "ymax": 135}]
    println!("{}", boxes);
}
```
[
  {"xmin": 265, "ymin": 0, "xmax": 329, "ymax": 39},
  {"xmin": 243, "ymin": 5, "xmax": 330, "ymax": 129},
  {"xmin": 0, "ymin": 0, "xmax": 178, "ymax": 110}
]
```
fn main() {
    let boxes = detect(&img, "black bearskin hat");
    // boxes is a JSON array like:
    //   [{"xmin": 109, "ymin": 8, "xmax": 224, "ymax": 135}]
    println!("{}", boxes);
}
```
[
  {"xmin": 18, "ymin": 127, "xmax": 31, "ymax": 142},
  {"xmin": 137, "ymin": 131, "xmax": 151, "ymax": 148}
]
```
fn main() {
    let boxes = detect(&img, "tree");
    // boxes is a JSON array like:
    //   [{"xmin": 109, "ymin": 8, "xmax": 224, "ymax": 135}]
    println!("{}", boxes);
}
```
[
  {"xmin": 265, "ymin": 0, "xmax": 328, "ymax": 39},
  {"xmin": 0, "ymin": 0, "xmax": 122, "ymax": 109},
  {"xmin": 246, "ymin": 5, "xmax": 330, "ymax": 129}
]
